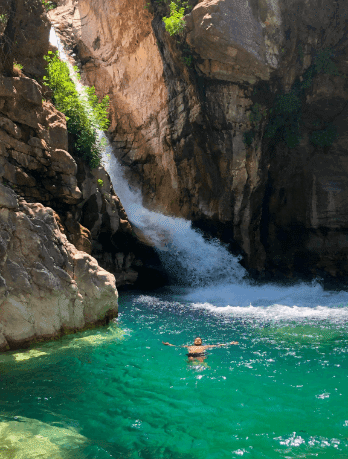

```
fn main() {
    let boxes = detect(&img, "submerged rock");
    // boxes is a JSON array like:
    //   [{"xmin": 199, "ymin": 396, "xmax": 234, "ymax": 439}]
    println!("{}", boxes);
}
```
[{"xmin": 0, "ymin": 415, "xmax": 87, "ymax": 458}]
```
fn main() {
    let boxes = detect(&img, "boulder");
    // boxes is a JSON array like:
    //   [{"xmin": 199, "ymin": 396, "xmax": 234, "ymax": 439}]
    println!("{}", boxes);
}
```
[{"xmin": 0, "ymin": 198, "xmax": 118, "ymax": 350}]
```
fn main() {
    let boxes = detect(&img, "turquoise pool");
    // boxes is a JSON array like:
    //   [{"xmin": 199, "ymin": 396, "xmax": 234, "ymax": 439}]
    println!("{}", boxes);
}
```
[{"xmin": 1, "ymin": 286, "xmax": 347, "ymax": 458}]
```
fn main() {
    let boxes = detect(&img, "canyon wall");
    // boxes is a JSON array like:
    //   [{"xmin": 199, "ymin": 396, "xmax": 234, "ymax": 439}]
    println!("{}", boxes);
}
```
[
  {"xmin": 0, "ymin": 75, "xmax": 119, "ymax": 350},
  {"xmin": 51, "ymin": 0, "xmax": 348, "ymax": 281},
  {"xmin": 0, "ymin": 0, "xmax": 162, "ymax": 351}
]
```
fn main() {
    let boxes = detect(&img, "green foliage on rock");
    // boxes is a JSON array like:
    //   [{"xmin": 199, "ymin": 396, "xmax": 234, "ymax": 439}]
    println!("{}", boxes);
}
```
[
  {"xmin": 243, "ymin": 130, "xmax": 255, "ymax": 146},
  {"xmin": 314, "ymin": 48, "xmax": 340, "ymax": 76},
  {"xmin": 13, "ymin": 62, "xmax": 23, "ymax": 71},
  {"xmin": 43, "ymin": 51, "xmax": 110, "ymax": 169},
  {"xmin": 180, "ymin": 54, "xmax": 192, "ymax": 67},
  {"xmin": 42, "ymin": 0, "xmax": 56, "ymax": 11},
  {"xmin": 310, "ymin": 124, "xmax": 338, "ymax": 147},
  {"xmin": 301, "ymin": 48, "xmax": 341, "ymax": 90},
  {"xmin": 0, "ymin": 13, "xmax": 8, "ymax": 24},
  {"xmin": 246, "ymin": 47, "xmax": 342, "ymax": 151},
  {"xmin": 265, "ymin": 91, "xmax": 302, "ymax": 148},
  {"xmin": 163, "ymin": 2, "xmax": 186, "ymax": 35},
  {"xmin": 248, "ymin": 103, "xmax": 264, "ymax": 125}
]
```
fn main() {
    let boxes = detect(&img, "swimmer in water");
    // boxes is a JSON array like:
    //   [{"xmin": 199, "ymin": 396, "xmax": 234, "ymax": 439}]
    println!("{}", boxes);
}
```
[{"xmin": 162, "ymin": 337, "xmax": 238, "ymax": 362}]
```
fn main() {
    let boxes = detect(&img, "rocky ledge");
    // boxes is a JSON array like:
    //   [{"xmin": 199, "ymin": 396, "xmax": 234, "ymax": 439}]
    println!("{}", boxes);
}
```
[
  {"xmin": 0, "ymin": 0, "xmax": 167, "ymax": 351},
  {"xmin": 0, "ymin": 187, "xmax": 118, "ymax": 351}
]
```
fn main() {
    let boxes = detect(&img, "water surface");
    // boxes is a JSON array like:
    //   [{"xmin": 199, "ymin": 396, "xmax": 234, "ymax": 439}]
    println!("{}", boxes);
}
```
[{"xmin": 1, "ymin": 288, "xmax": 347, "ymax": 458}]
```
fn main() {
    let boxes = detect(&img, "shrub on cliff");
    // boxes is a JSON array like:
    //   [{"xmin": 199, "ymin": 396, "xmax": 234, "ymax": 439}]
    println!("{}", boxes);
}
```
[
  {"xmin": 41, "ymin": 0, "xmax": 56, "ymax": 11},
  {"xmin": 43, "ymin": 51, "xmax": 109, "ymax": 169},
  {"xmin": 310, "ymin": 123, "xmax": 338, "ymax": 147},
  {"xmin": 163, "ymin": 2, "xmax": 186, "ymax": 35}
]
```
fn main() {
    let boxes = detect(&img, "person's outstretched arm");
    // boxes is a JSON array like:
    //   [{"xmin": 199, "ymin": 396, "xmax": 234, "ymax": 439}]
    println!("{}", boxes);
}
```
[
  {"xmin": 162, "ymin": 342, "xmax": 189, "ymax": 348},
  {"xmin": 205, "ymin": 341, "xmax": 239, "ymax": 349}
]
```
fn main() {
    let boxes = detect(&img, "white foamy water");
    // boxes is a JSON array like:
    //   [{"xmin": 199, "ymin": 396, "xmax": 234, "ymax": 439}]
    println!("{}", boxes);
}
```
[
  {"xmin": 50, "ymin": 28, "xmax": 243, "ymax": 287},
  {"xmin": 100, "ymin": 136, "xmax": 246, "ymax": 286},
  {"xmin": 49, "ymin": 28, "xmax": 348, "ymax": 317},
  {"xmin": 136, "ymin": 291, "xmax": 348, "ymax": 323},
  {"xmin": 49, "ymin": 27, "xmax": 66, "ymax": 58}
]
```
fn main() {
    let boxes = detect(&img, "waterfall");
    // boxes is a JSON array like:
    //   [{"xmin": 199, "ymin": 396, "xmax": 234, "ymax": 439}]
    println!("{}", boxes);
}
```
[
  {"xmin": 48, "ymin": 28, "xmax": 348, "ymax": 313},
  {"xmin": 99, "ymin": 134, "xmax": 248, "ymax": 286},
  {"xmin": 49, "ymin": 27, "xmax": 246, "ymax": 288}
]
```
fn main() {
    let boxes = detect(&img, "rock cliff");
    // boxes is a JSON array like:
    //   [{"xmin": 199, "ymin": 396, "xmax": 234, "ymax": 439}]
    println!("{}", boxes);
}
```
[
  {"xmin": 0, "ymin": 0, "xmax": 164, "ymax": 351},
  {"xmin": 0, "ymin": 193, "xmax": 117, "ymax": 351},
  {"xmin": 50, "ymin": 0, "xmax": 348, "ymax": 281}
]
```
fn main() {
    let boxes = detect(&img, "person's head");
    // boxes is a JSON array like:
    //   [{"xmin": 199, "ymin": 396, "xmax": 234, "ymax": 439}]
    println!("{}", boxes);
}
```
[{"xmin": 194, "ymin": 337, "xmax": 202, "ymax": 346}]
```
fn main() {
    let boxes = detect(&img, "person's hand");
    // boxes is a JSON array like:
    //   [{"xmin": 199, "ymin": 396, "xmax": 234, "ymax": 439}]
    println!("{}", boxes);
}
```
[
  {"xmin": 230, "ymin": 341, "xmax": 239, "ymax": 345},
  {"xmin": 162, "ymin": 342, "xmax": 170, "ymax": 345}
]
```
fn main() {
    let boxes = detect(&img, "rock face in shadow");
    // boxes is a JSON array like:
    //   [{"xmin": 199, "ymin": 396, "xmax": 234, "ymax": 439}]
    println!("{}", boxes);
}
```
[{"xmin": 50, "ymin": 0, "xmax": 348, "ymax": 281}]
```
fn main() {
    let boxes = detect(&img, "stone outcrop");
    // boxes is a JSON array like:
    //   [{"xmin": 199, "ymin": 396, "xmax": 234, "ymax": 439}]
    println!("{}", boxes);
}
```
[
  {"xmin": 0, "ymin": 193, "xmax": 118, "ymax": 351},
  {"xmin": 0, "ymin": 0, "xmax": 168, "ymax": 351},
  {"xmin": 50, "ymin": 0, "xmax": 348, "ymax": 281},
  {"xmin": 0, "ymin": 71, "xmax": 166, "ymax": 289},
  {"xmin": 0, "ymin": 0, "xmax": 50, "ymax": 77},
  {"xmin": 0, "ymin": 76, "xmax": 83, "ymax": 206}
]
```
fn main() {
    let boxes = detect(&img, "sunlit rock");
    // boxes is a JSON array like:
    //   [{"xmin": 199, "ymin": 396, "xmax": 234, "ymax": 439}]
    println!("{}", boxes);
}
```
[{"xmin": 0, "ymin": 415, "xmax": 87, "ymax": 459}]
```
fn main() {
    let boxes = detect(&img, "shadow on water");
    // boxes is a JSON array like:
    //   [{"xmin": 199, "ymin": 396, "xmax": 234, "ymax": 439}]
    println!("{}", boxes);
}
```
[{"xmin": 0, "ymin": 321, "xmax": 126, "ymax": 373}]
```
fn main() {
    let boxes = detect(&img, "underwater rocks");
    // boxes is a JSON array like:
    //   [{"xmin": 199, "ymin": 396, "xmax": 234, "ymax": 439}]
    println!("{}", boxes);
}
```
[{"xmin": 0, "ymin": 415, "xmax": 87, "ymax": 458}]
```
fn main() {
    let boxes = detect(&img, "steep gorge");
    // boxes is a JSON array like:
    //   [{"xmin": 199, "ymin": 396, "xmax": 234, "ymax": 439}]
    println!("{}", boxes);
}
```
[
  {"xmin": 1, "ymin": 0, "xmax": 348, "ymax": 350},
  {"xmin": 0, "ymin": 0, "xmax": 163, "ymax": 351},
  {"xmin": 50, "ymin": 0, "xmax": 348, "ymax": 281}
]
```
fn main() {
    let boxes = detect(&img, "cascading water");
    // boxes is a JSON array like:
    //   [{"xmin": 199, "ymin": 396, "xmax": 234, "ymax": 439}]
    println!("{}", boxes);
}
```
[
  {"xmin": 49, "ymin": 26, "xmax": 348, "ymax": 313},
  {"xmin": 100, "ymin": 134, "xmax": 248, "ymax": 287},
  {"xmin": 50, "ymin": 27, "xmax": 245, "ymax": 287}
]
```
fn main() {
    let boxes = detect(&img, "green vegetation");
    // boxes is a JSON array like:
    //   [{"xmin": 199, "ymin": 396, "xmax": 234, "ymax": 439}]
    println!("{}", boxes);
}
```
[
  {"xmin": 310, "ymin": 123, "xmax": 338, "ymax": 147},
  {"xmin": 0, "ymin": 13, "xmax": 8, "ymax": 24},
  {"xmin": 243, "ymin": 130, "xmax": 255, "ymax": 146},
  {"xmin": 248, "ymin": 103, "xmax": 264, "ymax": 125},
  {"xmin": 302, "ymin": 47, "xmax": 341, "ymax": 89},
  {"xmin": 180, "ymin": 54, "xmax": 192, "ymax": 67},
  {"xmin": 42, "ymin": 0, "xmax": 56, "ymax": 11},
  {"xmin": 97, "ymin": 179, "xmax": 104, "ymax": 187},
  {"xmin": 43, "ymin": 51, "xmax": 110, "ymax": 169},
  {"xmin": 13, "ymin": 62, "xmax": 23, "ymax": 70},
  {"xmin": 314, "ymin": 48, "xmax": 340, "ymax": 76},
  {"xmin": 261, "ymin": 47, "xmax": 343, "ymax": 149},
  {"xmin": 265, "ymin": 92, "xmax": 302, "ymax": 148},
  {"xmin": 163, "ymin": 2, "xmax": 186, "ymax": 35}
]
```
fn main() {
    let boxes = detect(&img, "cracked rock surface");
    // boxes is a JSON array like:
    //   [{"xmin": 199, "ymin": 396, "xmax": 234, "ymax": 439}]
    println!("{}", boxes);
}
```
[{"xmin": 0, "ymin": 194, "xmax": 118, "ymax": 351}]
